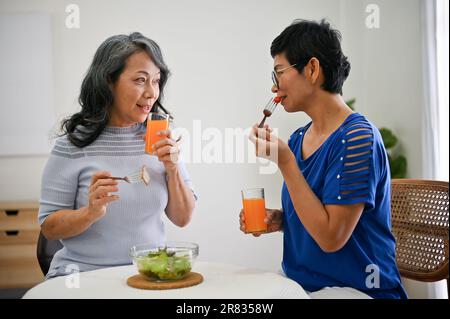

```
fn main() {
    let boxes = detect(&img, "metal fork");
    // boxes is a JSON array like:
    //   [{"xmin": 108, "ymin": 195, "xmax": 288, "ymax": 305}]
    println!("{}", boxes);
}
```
[
  {"xmin": 111, "ymin": 166, "xmax": 150, "ymax": 186},
  {"xmin": 258, "ymin": 97, "xmax": 281, "ymax": 128}
]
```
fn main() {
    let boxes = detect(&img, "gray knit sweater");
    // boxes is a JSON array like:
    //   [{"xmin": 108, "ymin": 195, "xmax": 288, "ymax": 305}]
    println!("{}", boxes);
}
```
[{"xmin": 39, "ymin": 123, "xmax": 195, "ymax": 278}]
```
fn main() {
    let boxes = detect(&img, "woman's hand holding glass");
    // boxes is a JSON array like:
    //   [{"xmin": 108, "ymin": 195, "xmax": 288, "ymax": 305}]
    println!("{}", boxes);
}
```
[
  {"xmin": 151, "ymin": 129, "xmax": 180, "ymax": 172},
  {"xmin": 239, "ymin": 208, "xmax": 283, "ymax": 237}
]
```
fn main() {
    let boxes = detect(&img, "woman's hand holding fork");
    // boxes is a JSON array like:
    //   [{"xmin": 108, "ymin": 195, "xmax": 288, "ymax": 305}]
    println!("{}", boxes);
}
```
[
  {"xmin": 249, "ymin": 124, "xmax": 294, "ymax": 167},
  {"xmin": 85, "ymin": 171, "xmax": 120, "ymax": 223}
]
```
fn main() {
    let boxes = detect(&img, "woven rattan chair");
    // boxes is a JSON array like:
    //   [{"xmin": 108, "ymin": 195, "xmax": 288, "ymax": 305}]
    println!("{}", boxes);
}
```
[{"xmin": 391, "ymin": 179, "xmax": 449, "ymax": 297}]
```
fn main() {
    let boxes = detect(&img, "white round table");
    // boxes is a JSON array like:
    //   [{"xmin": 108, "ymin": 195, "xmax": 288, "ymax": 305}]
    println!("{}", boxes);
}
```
[{"xmin": 22, "ymin": 262, "xmax": 310, "ymax": 299}]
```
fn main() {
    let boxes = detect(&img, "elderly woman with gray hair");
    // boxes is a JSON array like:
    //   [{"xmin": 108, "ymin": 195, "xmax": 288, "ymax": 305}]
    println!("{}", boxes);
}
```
[{"xmin": 39, "ymin": 33, "xmax": 197, "ymax": 279}]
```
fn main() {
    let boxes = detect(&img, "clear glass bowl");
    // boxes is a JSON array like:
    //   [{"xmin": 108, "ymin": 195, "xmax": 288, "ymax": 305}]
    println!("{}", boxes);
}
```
[{"xmin": 130, "ymin": 242, "xmax": 198, "ymax": 281}]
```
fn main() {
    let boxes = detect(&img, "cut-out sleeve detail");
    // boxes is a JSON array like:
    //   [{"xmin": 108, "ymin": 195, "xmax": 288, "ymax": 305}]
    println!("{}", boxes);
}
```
[{"xmin": 322, "ymin": 121, "xmax": 378, "ymax": 210}]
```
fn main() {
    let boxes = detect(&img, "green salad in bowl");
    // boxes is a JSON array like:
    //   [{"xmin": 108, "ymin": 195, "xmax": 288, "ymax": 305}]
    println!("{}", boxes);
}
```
[{"xmin": 130, "ymin": 242, "xmax": 198, "ymax": 281}]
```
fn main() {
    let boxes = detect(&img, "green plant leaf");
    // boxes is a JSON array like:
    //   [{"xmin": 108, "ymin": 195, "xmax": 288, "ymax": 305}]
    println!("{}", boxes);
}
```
[
  {"xmin": 346, "ymin": 98, "xmax": 356, "ymax": 111},
  {"xmin": 380, "ymin": 128, "xmax": 398, "ymax": 149},
  {"xmin": 390, "ymin": 155, "xmax": 407, "ymax": 178}
]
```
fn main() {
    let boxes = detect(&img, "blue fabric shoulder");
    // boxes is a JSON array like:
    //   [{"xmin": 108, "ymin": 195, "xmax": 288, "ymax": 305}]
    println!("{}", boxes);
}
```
[{"xmin": 322, "ymin": 114, "xmax": 383, "ymax": 210}]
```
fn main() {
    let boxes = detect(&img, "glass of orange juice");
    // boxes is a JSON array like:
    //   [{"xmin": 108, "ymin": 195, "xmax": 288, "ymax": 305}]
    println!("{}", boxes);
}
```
[
  {"xmin": 145, "ymin": 112, "xmax": 169, "ymax": 154},
  {"xmin": 241, "ymin": 188, "xmax": 267, "ymax": 234}
]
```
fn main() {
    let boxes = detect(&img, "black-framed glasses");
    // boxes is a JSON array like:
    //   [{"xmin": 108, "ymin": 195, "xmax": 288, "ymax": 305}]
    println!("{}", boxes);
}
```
[{"xmin": 271, "ymin": 64, "xmax": 297, "ymax": 88}]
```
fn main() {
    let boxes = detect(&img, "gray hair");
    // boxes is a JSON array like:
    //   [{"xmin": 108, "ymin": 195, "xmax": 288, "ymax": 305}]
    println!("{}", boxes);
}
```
[{"xmin": 61, "ymin": 32, "xmax": 171, "ymax": 147}]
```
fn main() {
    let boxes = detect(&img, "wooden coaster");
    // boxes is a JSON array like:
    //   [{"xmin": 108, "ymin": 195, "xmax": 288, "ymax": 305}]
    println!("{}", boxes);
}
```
[{"xmin": 126, "ymin": 272, "xmax": 203, "ymax": 290}]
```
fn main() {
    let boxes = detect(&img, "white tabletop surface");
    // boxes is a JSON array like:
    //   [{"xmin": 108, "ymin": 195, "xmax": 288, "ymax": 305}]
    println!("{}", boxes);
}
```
[{"xmin": 22, "ymin": 261, "xmax": 310, "ymax": 299}]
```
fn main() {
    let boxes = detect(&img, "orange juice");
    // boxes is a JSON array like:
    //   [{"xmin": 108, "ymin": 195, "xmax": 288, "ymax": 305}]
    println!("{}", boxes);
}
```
[
  {"xmin": 145, "ymin": 119, "xmax": 168, "ymax": 154},
  {"xmin": 243, "ymin": 198, "xmax": 267, "ymax": 233}
]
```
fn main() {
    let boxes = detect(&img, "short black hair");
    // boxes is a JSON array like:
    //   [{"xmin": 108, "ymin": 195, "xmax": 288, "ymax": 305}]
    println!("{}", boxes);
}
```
[{"xmin": 271, "ymin": 19, "xmax": 350, "ymax": 95}]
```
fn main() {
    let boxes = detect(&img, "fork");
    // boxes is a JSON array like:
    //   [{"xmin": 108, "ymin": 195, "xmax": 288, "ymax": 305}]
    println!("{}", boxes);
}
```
[
  {"xmin": 111, "ymin": 166, "xmax": 150, "ymax": 186},
  {"xmin": 258, "ymin": 97, "xmax": 281, "ymax": 128}
]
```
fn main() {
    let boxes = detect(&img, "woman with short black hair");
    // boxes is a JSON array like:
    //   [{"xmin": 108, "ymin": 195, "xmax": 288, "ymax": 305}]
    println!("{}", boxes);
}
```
[{"xmin": 241, "ymin": 20, "xmax": 407, "ymax": 299}]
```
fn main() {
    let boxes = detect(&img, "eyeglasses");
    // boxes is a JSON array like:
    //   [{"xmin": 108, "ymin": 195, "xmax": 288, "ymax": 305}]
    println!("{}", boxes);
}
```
[{"xmin": 271, "ymin": 64, "xmax": 297, "ymax": 89}]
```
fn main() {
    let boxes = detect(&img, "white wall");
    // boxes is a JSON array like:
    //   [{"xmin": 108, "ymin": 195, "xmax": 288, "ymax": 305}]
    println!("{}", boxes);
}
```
[
  {"xmin": 1, "ymin": 0, "xmax": 436, "ymax": 297},
  {"xmin": 340, "ymin": 0, "xmax": 424, "ymax": 180}
]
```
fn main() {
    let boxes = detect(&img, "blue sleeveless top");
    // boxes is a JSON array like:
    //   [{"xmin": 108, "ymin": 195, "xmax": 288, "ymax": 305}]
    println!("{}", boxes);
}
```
[{"xmin": 281, "ymin": 113, "xmax": 407, "ymax": 299}]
